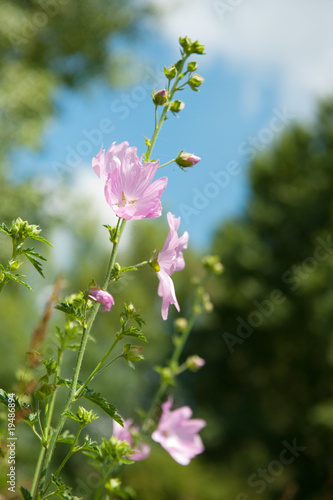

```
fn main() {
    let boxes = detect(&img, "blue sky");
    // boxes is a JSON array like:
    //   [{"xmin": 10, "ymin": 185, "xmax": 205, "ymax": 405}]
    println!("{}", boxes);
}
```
[{"xmin": 12, "ymin": 0, "xmax": 333, "ymax": 250}]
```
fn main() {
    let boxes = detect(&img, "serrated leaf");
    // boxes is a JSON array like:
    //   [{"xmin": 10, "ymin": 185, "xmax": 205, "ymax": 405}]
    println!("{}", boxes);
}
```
[
  {"xmin": 19, "ymin": 486, "xmax": 32, "ymax": 500},
  {"xmin": 29, "ymin": 234, "xmax": 53, "ymax": 247},
  {"xmin": 57, "ymin": 430, "xmax": 76, "ymax": 444},
  {"xmin": 55, "ymin": 302, "xmax": 81, "ymax": 319},
  {"xmin": 62, "ymin": 410, "xmax": 81, "ymax": 422},
  {"xmin": 0, "ymin": 223, "xmax": 10, "ymax": 235},
  {"xmin": 122, "ymin": 325, "xmax": 147, "ymax": 342},
  {"xmin": 83, "ymin": 389, "xmax": 123, "ymax": 426},
  {"xmin": 4, "ymin": 271, "xmax": 32, "ymax": 290},
  {"xmin": 23, "ymin": 248, "xmax": 47, "ymax": 278}
]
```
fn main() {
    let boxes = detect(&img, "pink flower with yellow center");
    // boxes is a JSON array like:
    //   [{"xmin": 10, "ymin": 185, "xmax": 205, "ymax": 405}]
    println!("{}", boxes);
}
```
[{"xmin": 92, "ymin": 141, "xmax": 168, "ymax": 220}]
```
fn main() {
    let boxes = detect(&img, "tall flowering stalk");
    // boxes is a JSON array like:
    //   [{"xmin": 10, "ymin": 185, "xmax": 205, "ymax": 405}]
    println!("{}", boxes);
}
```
[{"xmin": 0, "ymin": 36, "xmax": 220, "ymax": 500}]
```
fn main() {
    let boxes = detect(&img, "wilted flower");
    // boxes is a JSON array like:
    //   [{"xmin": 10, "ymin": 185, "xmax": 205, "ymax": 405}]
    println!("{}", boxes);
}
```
[
  {"xmin": 88, "ymin": 287, "xmax": 115, "ymax": 312},
  {"xmin": 92, "ymin": 142, "xmax": 168, "ymax": 220},
  {"xmin": 151, "ymin": 396, "xmax": 206, "ymax": 465},
  {"xmin": 113, "ymin": 419, "xmax": 150, "ymax": 461},
  {"xmin": 153, "ymin": 212, "xmax": 188, "ymax": 320}
]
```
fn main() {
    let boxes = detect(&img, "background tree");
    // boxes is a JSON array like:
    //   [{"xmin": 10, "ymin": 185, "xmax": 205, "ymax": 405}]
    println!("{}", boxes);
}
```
[{"xmin": 186, "ymin": 99, "xmax": 333, "ymax": 500}]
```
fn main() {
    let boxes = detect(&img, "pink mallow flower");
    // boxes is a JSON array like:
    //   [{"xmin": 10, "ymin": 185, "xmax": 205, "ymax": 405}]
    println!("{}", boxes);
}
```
[
  {"xmin": 155, "ymin": 212, "xmax": 188, "ymax": 320},
  {"xmin": 92, "ymin": 141, "xmax": 168, "ymax": 220},
  {"xmin": 151, "ymin": 396, "xmax": 206, "ymax": 465},
  {"xmin": 113, "ymin": 419, "xmax": 150, "ymax": 461},
  {"xmin": 88, "ymin": 287, "xmax": 115, "ymax": 312}
]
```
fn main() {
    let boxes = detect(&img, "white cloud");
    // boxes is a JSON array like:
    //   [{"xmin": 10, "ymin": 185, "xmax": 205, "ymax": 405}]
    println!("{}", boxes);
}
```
[
  {"xmin": 40, "ymin": 168, "xmax": 131, "ymax": 270},
  {"xmin": 150, "ymin": 0, "xmax": 333, "ymax": 115}
]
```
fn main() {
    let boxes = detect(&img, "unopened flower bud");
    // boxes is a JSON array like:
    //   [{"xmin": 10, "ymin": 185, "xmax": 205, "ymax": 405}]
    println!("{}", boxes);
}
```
[
  {"xmin": 88, "ymin": 287, "xmax": 115, "ymax": 312},
  {"xmin": 188, "ymin": 74, "xmax": 204, "ymax": 91},
  {"xmin": 186, "ymin": 355, "xmax": 205, "ymax": 371},
  {"xmin": 202, "ymin": 255, "xmax": 224, "ymax": 275},
  {"xmin": 170, "ymin": 100, "xmax": 185, "ymax": 113},
  {"xmin": 179, "ymin": 36, "xmax": 192, "ymax": 52},
  {"xmin": 164, "ymin": 65, "xmax": 177, "ymax": 80},
  {"xmin": 122, "ymin": 344, "xmax": 144, "ymax": 365},
  {"xmin": 187, "ymin": 61, "xmax": 198, "ymax": 72},
  {"xmin": 9, "ymin": 260, "xmax": 21, "ymax": 270},
  {"xmin": 152, "ymin": 89, "xmax": 169, "ymax": 106},
  {"xmin": 174, "ymin": 317, "xmax": 188, "ymax": 333},
  {"xmin": 179, "ymin": 37, "xmax": 205, "ymax": 55},
  {"xmin": 190, "ymin": 40, "xmax": 205, "ymax": 55},
  {"xmin": 176, "ymin": 152, "xmax": 201, "ymax": 168}
]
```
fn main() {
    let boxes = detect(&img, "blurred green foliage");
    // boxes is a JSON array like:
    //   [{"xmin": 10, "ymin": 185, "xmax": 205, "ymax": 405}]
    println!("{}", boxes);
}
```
[
  {"xmin": 0, "ymin": 0, "xmax": 153, "ymax": 156},
  {"xmin": 186, "ymin": 100, "xmax": 333, "ymax": 500}
]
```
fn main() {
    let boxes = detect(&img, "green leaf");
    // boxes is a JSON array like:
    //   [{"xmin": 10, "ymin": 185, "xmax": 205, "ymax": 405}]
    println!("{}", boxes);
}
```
[
  {"xmin": 35, "ymin": 382, "xmax": 54, "ymax": 401},
  {"xmin": 29, "ymin": 234, "xmax": 52, "ymax": 247},
  {"xmin": 19, "ymin": 486, "xmax": 32, "ymax": 500},
  {"xmin": 57, "ymin": 430, "xmax": 76, "ymax": 444},
  {"xmin": 83, "ymin": 389, "xmax": 123, "ymax": 426},
  {"xmin": 3, "ymin": 271, "xmax": 32, "ymax": 290},
  {"xmin": 0, "ymin": 223, "xmax": 10, "ymax": 235},
  {"xmin": 23, "ymin": 248, "xmax": 47, "ymax": 278},
  {"xmin": 63, "ymin": 410, "xmax": 81, "ymax": 422},
  {"xmin": 122, "ymin": 325, "xmax": 147, "ymax": 343}
]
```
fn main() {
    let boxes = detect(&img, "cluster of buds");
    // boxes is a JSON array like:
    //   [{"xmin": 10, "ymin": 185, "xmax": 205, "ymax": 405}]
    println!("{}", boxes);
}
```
[{"xmin": 179, "ymin": 36, "xmax": 205, "ymax": 55}]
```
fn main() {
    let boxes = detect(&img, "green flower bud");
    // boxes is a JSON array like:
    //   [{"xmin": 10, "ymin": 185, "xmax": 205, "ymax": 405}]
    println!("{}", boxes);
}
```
[
  {"xmin": 77, "ymin": 406, "xmax": 99, "ymax": 425},
  {"xmin": 176, "ymin": 151, "xmax": 201, "ymax": 168},
  {"xmin": 179, "ymin": 36, "xmax": 192, "ymax": 52},
  {"xmin": 122, "ymin": 344, "xmax": 144, "ymax": 366},
  {"xmin": 164, "ymin": 65, "xmax": 177, "ymax": 80},
  {"xmin": 188, "ymin": 74, "xmax": 204, "ymax": 91},
  {"xmin": 114, "ymin": 262, "xmax": 121, "ymax": 272},
  {"xmin": 179, "ymin": 37, "xmax": 205, "ymax": 55},
  {"xmin": 170, "ymin": 100, "xmax": 185, "ymax": 113},
  {"xmin": 152, "ymin": 89, "xmax": 169, "ymax": 106},
  {"xmin": 190, "ymin": 40, "xmax": 205, "ymax": 55},
  {"xmin": 201, "ymin": 255, "xmax": 224, "ymax": 274},
  {"xmin": 174, "ymin": 317, "xmax": 188, "ymax": 333},
  {"xmin": 187, "ymin": 61, "xmax": 198, "ymax": 72},
  {"xmin": 186, "ymin": 355, "xmax": 205, "ymax": 371},
  {"xmin": 9, "ymin": 260, "xmax": 21, "ymax": 270}
]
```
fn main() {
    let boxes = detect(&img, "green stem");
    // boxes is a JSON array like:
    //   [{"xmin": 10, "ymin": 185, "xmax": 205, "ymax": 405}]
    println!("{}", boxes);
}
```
[
  {"xmin": 144, "ymin": 281, "xmax": 205, "ymax": 427},
  {"xmin": 147, "ymin": 55, "xmax": 189, "ymax": 161},
  {"xmin": 158, "ymin": 159, "xmax": 176, "ymax": 169},
  {"xmin": 31, "ymin": 350, "xmax": 65, "ymax": 497},
  {"xmin": 54, "ymin": 425, "xmax": 82, "ymax": 479},
  {"xmin": 75, "ymin": 338, "xmax": 119, "ymax": 399},
  {"xmin": 93, "ymin": 463, "xmax": 113, "ymax": 500},
  {"xmin": 36, "ymin": 218, "xmax": 126, "ymax": 498}
]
